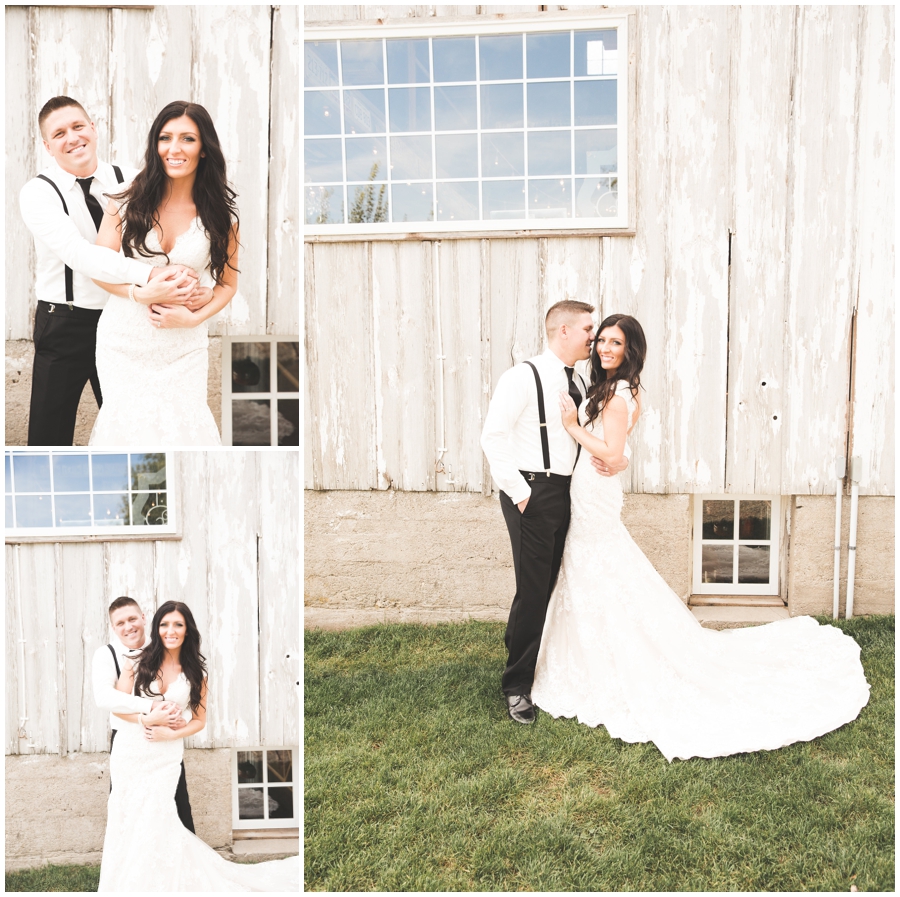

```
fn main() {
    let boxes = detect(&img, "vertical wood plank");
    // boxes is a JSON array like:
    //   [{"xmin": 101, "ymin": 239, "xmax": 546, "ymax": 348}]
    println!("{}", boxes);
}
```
[
  {"xmin": 850, "ymin": 6, "xmax": 894, "ymax": 495},
  {"xmin": 725, "ymin": 6, "xmax": 794, "ymax": 494},
  {"xmin": 6, "ymin": 546, "xmax": 21, "ymax": 754},
  {"xmin": 268, "ymin": 5, "xmax": 301, "ymax": 336},
  {"xmin": 304, "ymin": 243, "xmax": 322, "ymax": 489},
  {"xmin": 104, "ymin": 541, "xmax": 157, "ymax": 617},
  {"xmin": 782, "ymin": 6, "xmax": 860, "ymax": 494}
]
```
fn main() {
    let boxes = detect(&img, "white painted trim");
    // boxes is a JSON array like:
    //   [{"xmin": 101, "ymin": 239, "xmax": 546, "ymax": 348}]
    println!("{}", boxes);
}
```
[{"xmin": 232, "ymin": 746, "xmax": 299, "ymax": 830}]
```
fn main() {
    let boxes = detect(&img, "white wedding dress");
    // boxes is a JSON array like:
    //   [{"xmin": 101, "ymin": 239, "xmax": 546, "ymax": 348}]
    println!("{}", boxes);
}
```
[
  {"xmin": 98, "ymin": 673, "xmax": 298, "ymax": 892},
  {"xmin": 90, "ymin": 218, "xmax": 222, "ymax": 446},
  {"xmin": 531, "ymin": 381, "xmax": 871, "ymax": 762}
]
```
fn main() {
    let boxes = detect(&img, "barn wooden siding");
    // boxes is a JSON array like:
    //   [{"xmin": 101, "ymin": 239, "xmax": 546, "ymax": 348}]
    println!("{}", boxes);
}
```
[
  {"xmin": 304, "ymin": 5, "xmax": 894, "ymax": 497},
  {"xmin": 5, "ymin": 4, "xmax": 299, "ymax": 340},
  {"xmin": 5, "ymin": 452, "xmax": 300, "ymax": 756}
]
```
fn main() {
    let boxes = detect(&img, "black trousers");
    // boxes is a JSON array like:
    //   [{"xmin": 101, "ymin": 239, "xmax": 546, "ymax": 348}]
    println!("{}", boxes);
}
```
[
  {"xmin": 27, "ymin": 301, "xmax": 103, "ymax": 446},
  {"xmin": 109, "ymin": 728, "xmax": 196, "ymax": 834},
  {"xmin": 499, "ymin": 477, "xmax": 572, "ymax": 696}
]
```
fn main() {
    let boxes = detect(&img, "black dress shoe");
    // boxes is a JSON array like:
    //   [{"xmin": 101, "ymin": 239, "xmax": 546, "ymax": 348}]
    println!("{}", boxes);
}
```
[{"xmin": 506, "ymin": 693, "xmax": 536, "ymax": 724}]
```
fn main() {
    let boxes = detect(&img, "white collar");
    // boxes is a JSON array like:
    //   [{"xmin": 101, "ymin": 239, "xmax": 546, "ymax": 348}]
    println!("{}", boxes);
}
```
[{"xmin": 109, "ymin": 633, "xmax": 150, "ymax": 655}]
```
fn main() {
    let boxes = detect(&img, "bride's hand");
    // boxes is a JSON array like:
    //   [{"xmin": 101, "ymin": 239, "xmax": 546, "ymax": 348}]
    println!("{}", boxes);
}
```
[
  {"xmin": 148, "ymin": 303, "xmax": 199, "ymax": 329},
  {"xmin": 143, "ymin": 724, "xmax": 175, "ymax": 742},
  {"xmin": 559, "ymin": 391, "xmax": 579, "ymax": 430},
  {"xmin": 183, "ymin": 285, "xmax": 215, "ymax": 312},
  {"xmin": 134, "ymin": 271, "xmax": 196, "ymax": 306}
]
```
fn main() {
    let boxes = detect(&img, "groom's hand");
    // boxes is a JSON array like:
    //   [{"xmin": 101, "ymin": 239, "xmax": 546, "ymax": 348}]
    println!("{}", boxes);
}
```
[
  {"xmin": 167, "ymin": 716, "xmax": 188, "ymax": 731},
  {"xmin": 144, "ymin": 701, "xmax": 181, "ymax": 726},
  {"xmin": 517, "ymin": 497, "xmax": 529, "ymax": 513},
  {"xmin": 592, "ymin": 456, "xmax": 629, "ymax": 477},
  {"xmin": 148, "ymin": 264, "xmax": 199, "ymax": 283}
]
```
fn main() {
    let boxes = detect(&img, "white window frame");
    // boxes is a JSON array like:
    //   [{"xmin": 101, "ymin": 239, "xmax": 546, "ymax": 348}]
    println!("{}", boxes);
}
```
[
  {"xmin": 692, "ymin": 495, "xmax": 781, "ymax": 596},
  {"xmin": 221, "ymin": 336, "xmax": 301, "ymax": 447},
  {"xmin": 304, "ymin": 12, "xmax": 632, "ymax": 237},
  {"xmin": 4, "ymin": 450, "xmax": 178, "ymax": 542},
  {"xmin": 232, "ymin": 746, "xmax": 299, "ymax": 831}
]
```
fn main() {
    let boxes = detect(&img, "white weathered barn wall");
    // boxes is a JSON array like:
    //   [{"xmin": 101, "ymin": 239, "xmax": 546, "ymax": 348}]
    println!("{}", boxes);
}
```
[
  {"xmin": 5, "ymin": 452, "xmax": 300, "ymax": 756},
  {"xmin": 304, "ymin": 5, "xmax": 894, "ymax": 498},
  {"xmin": 5, "ymin": 4, "xmax": 299, "ymax": 340}
]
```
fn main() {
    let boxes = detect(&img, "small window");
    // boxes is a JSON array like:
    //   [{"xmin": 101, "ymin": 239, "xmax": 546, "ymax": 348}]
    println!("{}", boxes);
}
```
[
  {"xmin": 692, "ymin": 496, "xmax": 781, "ymax": 596},
  {"xmin": 5, "ymin": 451, "xmax": 175, "ymax": 538},
  {"xmin": 222, "ymin": 337, "xmax": 300, "ymax": 447},
  {"xmin": 232, "ymin": 747, "xmax": 298, "ymax": 830}
]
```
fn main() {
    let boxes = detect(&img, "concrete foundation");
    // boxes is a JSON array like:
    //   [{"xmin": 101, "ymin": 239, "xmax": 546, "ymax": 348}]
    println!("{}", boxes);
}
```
[
  {"xmin": 5, "ymin": 337, "xmax": 223, "ymax": 446},
  {"xmin": 4, "ymin": 748, "xmax": 232, "ymax": 871}
]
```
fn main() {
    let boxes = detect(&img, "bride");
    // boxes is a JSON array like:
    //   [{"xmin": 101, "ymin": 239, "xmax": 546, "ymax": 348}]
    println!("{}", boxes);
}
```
[
  {"xmin": 531, "ymin": 314, "xmax": 871, "ymax": 762},
  {"xmin": 99, "ymin": 601, "xmax": 298, "ymax": 892},
  {"xmin": 90, "ymin": 100, "xmax": 240, "ymax": 446}
]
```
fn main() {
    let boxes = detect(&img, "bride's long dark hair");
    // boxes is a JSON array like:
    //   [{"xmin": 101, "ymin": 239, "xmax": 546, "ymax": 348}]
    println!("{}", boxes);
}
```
[
  {"xmin": 113, "ymin": 100, "xmax": 239, "ymax": 286},
  {"xmin": 583, "ymin": 313, "xmax": 647, "ymax": 425},
  {"xmin": 134, "ymin": 601, "xmax": 207, "ymax": 715}
]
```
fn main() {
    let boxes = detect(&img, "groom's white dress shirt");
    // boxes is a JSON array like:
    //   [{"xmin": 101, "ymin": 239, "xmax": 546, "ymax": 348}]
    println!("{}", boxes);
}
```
[{"xmin": 19, "ymin": 158, "xmax": 151, "ymax": 310}]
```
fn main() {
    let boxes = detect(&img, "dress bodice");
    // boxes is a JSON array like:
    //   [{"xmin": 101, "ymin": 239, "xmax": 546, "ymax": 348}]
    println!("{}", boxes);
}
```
[{"xmin": 143, "ymin": 217, "xmax": 213, "ymax": 283}]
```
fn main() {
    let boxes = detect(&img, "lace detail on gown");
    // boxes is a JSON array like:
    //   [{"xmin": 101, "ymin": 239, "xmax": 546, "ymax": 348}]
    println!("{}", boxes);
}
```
[
  {"xmin": 90, "ymin": 218, "xmax": 222, "ymax": 446},
  {"xmin": 98, "ymin": 673, "xmax": 298, "ymax": 892},
  {"xmin": 531, "ymin": 380, "xmax": 870, "ymax": 762}
]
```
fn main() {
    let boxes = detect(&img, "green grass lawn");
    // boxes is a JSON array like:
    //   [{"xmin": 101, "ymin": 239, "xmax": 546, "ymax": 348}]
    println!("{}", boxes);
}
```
[
  {"xmin": 305, "ymin": 615, "xmax": 894, "ymax": 892},
  {"xmin": 5, "ymin": 865, "xmax": 100, "ymax": 892}
]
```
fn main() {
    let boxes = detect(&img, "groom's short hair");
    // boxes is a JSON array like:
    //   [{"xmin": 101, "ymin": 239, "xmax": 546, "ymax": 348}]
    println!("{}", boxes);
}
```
[
  {"xmin": 38, "ymin": 96, "xmax": 91, "ymax": 137},
  {"xmin": 108, "ymin": 596, "xmax": 141, "ymax": 617},
  {"xmin": 545, "ymin": 300, "xmax": 595, "ymax": 338}
]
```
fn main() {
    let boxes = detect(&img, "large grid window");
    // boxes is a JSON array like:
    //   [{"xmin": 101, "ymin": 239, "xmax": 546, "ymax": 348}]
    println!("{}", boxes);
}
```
[
  {"xmin": 305, "ymin": 16, "xmax": 628, "ymax": 234},
  {"xmin": 233, "ymin": 747, "xmax": 298, "ymax": 830},
  {"xmin": 5, "ymin": 451, "xmax": 174, "ymax": 537},
  {"xmin": 222, "ymin": 338, "xmax": 300, "ymax": 447},
  {"xmin": 692, "ymin": 496, "xmax": 781, "ymax": 596}
]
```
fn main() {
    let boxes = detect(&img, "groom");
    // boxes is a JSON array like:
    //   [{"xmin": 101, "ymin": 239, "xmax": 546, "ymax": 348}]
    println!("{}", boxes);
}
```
[
  {"xmin": 481, "ymin": 300, "xmax": 628, "ymax": 724},
  {"xmin": 92, "ymin": 596, "xmax": 196, "ymax": 832},
  {"xmin": 19, "ymin": 95, "xmax": 206, "ymax": 446}
]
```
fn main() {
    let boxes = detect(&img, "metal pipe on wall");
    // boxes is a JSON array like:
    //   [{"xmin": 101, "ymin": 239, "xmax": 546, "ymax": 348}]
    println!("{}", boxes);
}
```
[
  {"xmin": 845, "ymin": 456, "xmax": 861, "ymax": 619},
  {"xmin": 833, "ymin": 456, "xmax": 844, "ymax": 619}
]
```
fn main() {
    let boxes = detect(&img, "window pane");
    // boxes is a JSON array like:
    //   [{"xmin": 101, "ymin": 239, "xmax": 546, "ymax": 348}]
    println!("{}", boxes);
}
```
[
  {"xmin": 130, "ymin": 454, "xmax": 166, "ymax": 491},
  {"xmin": 267, "ymin": 749, "xmax": 293, "ymax": 784},
  {"xmin": 574, "ymin": 80, "xmax": 617, "ymax": 126},
  {"xmin": 276, "ymin": 400, "xmax": 300, "ymax": 447},
  {"xmin": 739, "ymin": 500, "xmax": 771, "ymax": 541},
  {"xmin": 305, "ymin": 41, "xmax": 339, "ymax": 88},
  {"xmin": 480, "ymin": 34, "xmax": 522, "ymax": 81},
  {"xmin": 703, "ymin": 500, "xmax": 734, "ymax": 540},
  {"xmin": 54, "ymin": 494, "xmax": 91, "ymax": 527},
  {"xmin": 348, "ymin": 182, "xmax": 389, "ymax": 223},
  {"xmin": 527, "ymin": 32, "xmax": 570, "ymax": 78},
  {"xmin": 16, "ymin": 495, "xmax": 52, "ymax": 528},
  {"xmin": 304, "ymin": 139, "xmax": 343, "ymax": 184},
  {"xmin": 482, "ymin": 132, "xmax": 524, "ymax": 178},
  {"xmin": 389, "ymin": 136, "xmax": 432, "ymax": 180},
  {"xmin": 346, "ymin": 137, "xmax": 387, "ymax": 182},
  {"xmin": 233, "ymin": 400, "xmax": 271, "ymax": 447},
  {"xmin": 527, "ymin": 81, "xmax": 570, "ymax": 127},
  {"xmin": 5, "ymin": 454, "xmax": 10, "ymax": 493},
  {"xmin": 304, "ymin": 90, "xmax": 340, "ymax": 135},
  {"xmin": 437, "ymin": 181, "xmax": 479, "ymax": 221},
  {"xmin": 387, "ymin": 38, "xmax": 430, "ymax": 83},
  {"xmin": 528, "ymin": 178, "xmax": 571, "ymax": 218},
  {"xmin": 276, "ymin": 343, "xmax": 300, "ymax": 393},
  {"xmin": 434, "ymin": 85, "xmax": 477, "ymax": 131},
  {"xmin": 435, "ymin": 134, "xmax": 478, "ymax": 178},
  {"xmin": 391, "ymin": 183, "xmax": 433, "ymax": 222},
  {"xmin": 93, "ymin": 493, "xmax": 129, "ymax": 526},
  {"xmin": 341, "ymin": 40, "xmax": 384, "ymax": 86},
  {"xmin": 238, "ymin": 751, "xmax": 264, "ymax": 784},
  {"xmin": 131, "ymin": 492, "xmax": 168, "ymax": 526},
  {"xmin": 232, "ymin": 342, "xmax": 271, "ymax": 394},
  {"xmin": 12, "ymin": 455, "xmax": 50, "ymax": 493},
  {"xmin": 305, "ymin": 186, "xmax": 343, "ymax": 225},
  {"xmin": 52, "ymin": 454, "xmax": 89, "ymax": 492},
  {"xmin": 575, "ymin": 129, "xmax": 617, "ymax": 174},
  {"xmin": 528, "ymin": 131, "xmax": 571, "ymax": 176},
  {"xmin": 738, "ymin": 545, "xmax": 770, "ymax": 584},
  {"xmin": 388, "ymin": 87, "xmax": 431, "ymax": 133},
  {"xmin": 702, "ymin": 544, "xmax": 734, "ymax": 584},
  {"xmin": 6, "ymin": 494, "xmax": 13, "ymax": 528},
  {"xmin": 480, "ymin": 83, "xmax": 523, "ymax": 130},
  {"xmin": 483, "ymin": 180, "xmax": 525, "ymax": 220},
  {"xmin": 343, "ymin": 89, "xmax": 386, "ymax": 134},
  {"xmin": 433, "ymin": 37, "xmax": 475, "ymax": 82},
  {"xmin": 92, "ymin": 454, "xmax": 128, "ymax": 491},
  {"xmin": 268, "ymin": 786, "xmax": 294, "ymax": 820},
  {"xmin": 575, "ymin": 30, "xmax": 618, "ymax": 76},
  {"xmin": 238, "ymin": 787, "xmax": 265, "ymax": 820},
  {"xmin": 575, "ymin": 177, "xmax": 618, "ymax": 218}
]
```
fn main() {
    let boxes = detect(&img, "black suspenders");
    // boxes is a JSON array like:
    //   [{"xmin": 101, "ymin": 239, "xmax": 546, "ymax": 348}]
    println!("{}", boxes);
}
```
[
  {"xmin": 36, "ymin": 165, "xmax": 124, "ymax": 309},
  {"xmin": 107, "ymin": 643, "xmax": 121, "ymax": 678},
  {"xmin": 523, "ymin": 361, "xmax": 587, "ymax": 475}
]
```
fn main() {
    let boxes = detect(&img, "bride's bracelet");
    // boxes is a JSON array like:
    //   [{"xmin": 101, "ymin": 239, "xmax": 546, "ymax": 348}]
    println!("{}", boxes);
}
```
[{"xmin": 128, "ymin": 283, "xmax": 138, "ymax": 303}]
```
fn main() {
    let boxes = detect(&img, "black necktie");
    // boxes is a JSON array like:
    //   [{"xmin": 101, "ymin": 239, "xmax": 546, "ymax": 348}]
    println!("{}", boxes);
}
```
[
  {"xmin": 565, "ymin": 366, "xmax": 582, "ymax": 411},
  {"xmin": 76, "ymin": 177, "xmax": 104, "ymax": 232}
]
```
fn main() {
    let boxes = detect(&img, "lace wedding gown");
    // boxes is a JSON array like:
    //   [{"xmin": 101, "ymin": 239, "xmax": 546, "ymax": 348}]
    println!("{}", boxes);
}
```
[
  {"xmin": 531, "ymin": 381, "xmax": 870, "ymax": 762},
  {"xmin": 98, "ymin": 674, "xmax": 298, "ymax": 892},
  {"xmin": 90, "ymin": 218, "xmax": 222, "ymax": 446}
]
